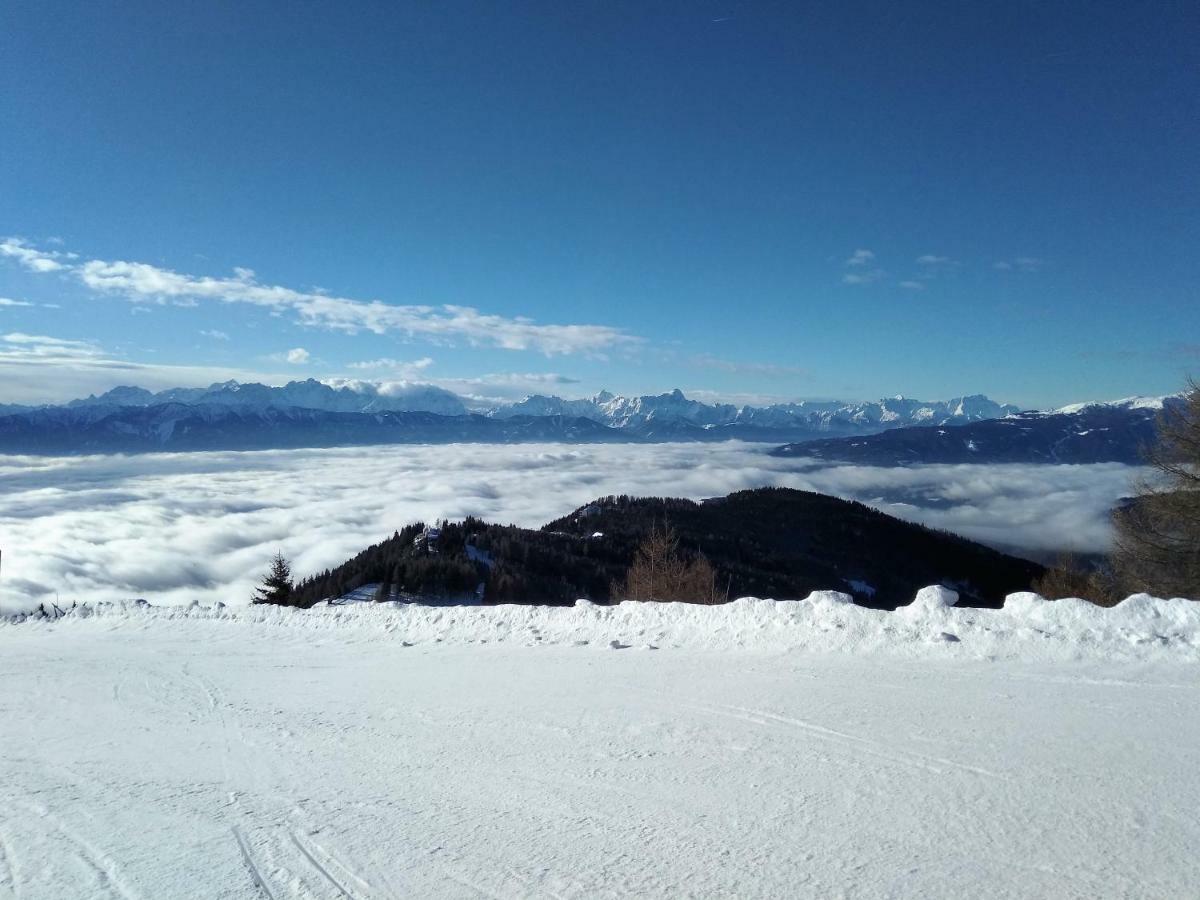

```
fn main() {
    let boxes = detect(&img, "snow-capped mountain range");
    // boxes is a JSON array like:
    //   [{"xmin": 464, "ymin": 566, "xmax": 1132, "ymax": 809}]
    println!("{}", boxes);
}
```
[
  {"xmin": 0, "ymin": 380, "xmax": 1174, "ymax": 456},
  {"xmin": 55, "ymin": 380, "xmax": 1020, "ymax": 433},
  {"xmin": 65, "ymin": 379, "xmax": 470, "ymax": 417},
  {"xmin": 491, "ymin": 387, "xmax": 1019, "ymax": 433}
]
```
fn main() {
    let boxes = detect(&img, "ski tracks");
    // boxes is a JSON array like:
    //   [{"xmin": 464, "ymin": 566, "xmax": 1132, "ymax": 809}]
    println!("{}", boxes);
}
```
[
  {"xmin": 0, "ymin": 831, "xmax": 17, "ymax": 898},
  {"xmin": 233, "ymin": 825, "xmax": 394, "ymax": 900},
  {"xmin": 689, "ymin": 703, "xmax": 1008, "ymax": 781},
  {"xmin": 0, "ymin": 799, "xmax": 141, "ymax": 900},
  {"xmin": 288, "ymin": 830, "xmax": 373, "ymax": 898}
]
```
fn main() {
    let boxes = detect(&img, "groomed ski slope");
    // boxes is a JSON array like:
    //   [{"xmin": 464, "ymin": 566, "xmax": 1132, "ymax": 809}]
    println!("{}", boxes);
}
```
[{"xmin": 2, "ymin": 591, "xmax": 1198, "ymax": 899}]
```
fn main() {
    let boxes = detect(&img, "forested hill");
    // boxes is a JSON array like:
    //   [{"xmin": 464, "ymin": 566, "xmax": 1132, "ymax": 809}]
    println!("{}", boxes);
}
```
[{"xmin": 291, "ymin": 487, "xmax": 1043, "ymax": 610}]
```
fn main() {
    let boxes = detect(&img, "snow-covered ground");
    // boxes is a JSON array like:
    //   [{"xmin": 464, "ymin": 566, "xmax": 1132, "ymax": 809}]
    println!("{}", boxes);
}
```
[{"xmin": 2, "ymin": 594, "xmax": 1198, "ymax": 898}]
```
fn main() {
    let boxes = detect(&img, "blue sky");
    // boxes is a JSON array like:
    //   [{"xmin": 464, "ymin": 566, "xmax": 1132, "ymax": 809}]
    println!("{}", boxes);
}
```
[{"xmin": 1, "ymin": 1, "xmax": 1196, "ymax": 408}]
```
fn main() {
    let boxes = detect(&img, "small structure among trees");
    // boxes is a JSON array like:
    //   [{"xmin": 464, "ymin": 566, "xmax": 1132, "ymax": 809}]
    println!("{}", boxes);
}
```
[
  {"xmin": 252, "ymin": 552, "xmax": 295, "ymax": 605},
  {"xmin": 612, "ymin": 523, "xmax": 728, "ymax": 604}
]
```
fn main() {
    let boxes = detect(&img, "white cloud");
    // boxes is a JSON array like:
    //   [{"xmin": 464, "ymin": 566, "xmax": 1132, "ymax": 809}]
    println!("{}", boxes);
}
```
[
  {"xmin": 0, "ymin": 238, "xmax": 72, "ymax": 273},
  {"xmin": 690, "ymin": 354, "xmax": 809, "ymax": 378},
  {"xmin": 899, "ymin": 280, "xmax": 925, "ymax": 291},
  {"xmin": 0, "ymin": 297, "xmax": 34, "ymax": 308},
  {"xmin": 0, "ymin": 330, "xmax": 566, "ymax": 407},
  {"xmin": 200, "ymin": 329, "xmax": 230, "ymax": 341},
  {"xmin": 915, "ymin": 254, "xmax": 953, "ymax": 266},
  {"xmin": 0, "ymin": 444, "xmax": 1140, "ymax": 612},
  {"xmin": 347, "ymin": 356, "xmax": 434, "ymax": 372},
  {"xmin": 1, "ymin": 332, "xmax": 103, "ymax": 359},
  {"xmin": 683, "ymin": 388, "xmax": 813, "ymax": 406},
  {"xmin": 845, "ymin": 248, "xmax": 875, "ymax": 266},
  {"xmin": 0, "ymin": 238, "xmax": 638, "ymax": 356},
  {"xmin": 994, "ymin": 257, "xmax": 1044, "ymax": 272},
  {"xmin": 426, "ymin": 371, "xmax": 585, "ymax": 406},
  {"xmin": 843, "ymin": 270, "xmax": 884, "ymax": 285},
  {"xmin": 285, "ymin": 347, "xmax": 310, "ymax": 365},
  {"xmin": 0, "ymin": 331, "xmax": 301, "ymax": 404}
]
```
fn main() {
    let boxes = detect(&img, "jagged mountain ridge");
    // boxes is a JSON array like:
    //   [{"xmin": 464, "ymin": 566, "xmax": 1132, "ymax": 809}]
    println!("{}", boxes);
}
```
[
  {"xmin": 0, "ymin": 381, "xmax": 1028, "ymax": 453},
  {"xmin": 67, "ymin": 378, "xmax": 469, "ymax": 416},
  {"xmin": 0, "ymin": 404, "xmax": 627, "ymax": 454},
  {"xmin": 60, "ymin": 379, "xmax": 1018, "ymax": 434},
  {"xmin": 0, "ymin": 381, "xmax": 1176, "ymax": 457},
  {"xmin": 488, "ymin": 387, "xmax": 1019, "ymax": 433}
]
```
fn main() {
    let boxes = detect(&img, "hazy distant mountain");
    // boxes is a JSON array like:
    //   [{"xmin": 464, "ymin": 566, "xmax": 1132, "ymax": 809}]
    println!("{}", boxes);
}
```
[
  {"xmin": 0, "ymin": 404, "xmax": 626, "ymax": 454},
  {"xmin": 0, "ymin": 382, "xmax": 1028, "ymax": 453},
  {"xmin": 68, "ymin": 378, "xmax": 468, "ymax": 416},
  {"xmin": 773, "ymin": 398, "xmax": 1180, "ymax": 465},
  {"xmin": 490, "ymin": 389, "xmax": 1020, "ymax": 435}
]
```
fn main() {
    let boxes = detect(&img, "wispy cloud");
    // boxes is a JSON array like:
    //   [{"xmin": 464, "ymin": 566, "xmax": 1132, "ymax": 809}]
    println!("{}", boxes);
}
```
[
  {"xmin": 0, "ymin": 331, "xmax": 301, "ymax": 404},
  {"xmin": 0, "ymin": 297, "xmax": 34, "ymax": 308},
  {"xmin": 0, "ymin": 238, "xmax": 638, "ymax": 357},
  {"xmin": 841, "ymin": 248, "xmax": 884, "ymax": 285},
  {"xmin": 690, "ymin": 353, "xmax": 809, "ymax": 378},
  {"xmin": 842, "ymin": 270, "xmax": 884, "ymax": 285},
  {"xmin": 899, "ymin": 280, "xmax": 925, "ymax": 291},
  {"xmin": 429, "ymin": 371, "xmax": 584, "ymax": 404},
  {"xmin": 915, "ymin": 254, "xmax": 953, "ymax": 266},
  {"xmin": 1, "ymin": 332, "xmax": 103, "ymax": 360},
  {"xmin": 200, "ymin": 329, "xmax": 230, "ymax": 340},
  {"xmin": 347, "ymin": 356, "xmax": 435, "ymax": 372},
  {"xmin": 0, "ymin": 238, "xmax": 74, "ymax": 273},
  {"xmin": 994, "ymin": 256, "xmax": 1044, "ymax": 272}
]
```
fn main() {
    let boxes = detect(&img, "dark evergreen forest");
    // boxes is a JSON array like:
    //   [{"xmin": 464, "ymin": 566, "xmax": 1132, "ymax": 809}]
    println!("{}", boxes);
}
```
[{"xmin": 289, "ymin": 488, "xmax": 1044, "ymax": 610}]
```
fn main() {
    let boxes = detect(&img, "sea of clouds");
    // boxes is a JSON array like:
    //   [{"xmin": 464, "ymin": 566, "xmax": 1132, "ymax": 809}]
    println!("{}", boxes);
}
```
[{"xmin": 0, "ymin": 442, "xmax": 1143, "ymax": 611}]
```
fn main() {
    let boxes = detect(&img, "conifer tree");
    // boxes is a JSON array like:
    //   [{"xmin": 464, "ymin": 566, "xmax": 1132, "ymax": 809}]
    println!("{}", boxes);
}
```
[{"xmin": 252, "ymin": 552, "xmax": 294, "ymax": 605}]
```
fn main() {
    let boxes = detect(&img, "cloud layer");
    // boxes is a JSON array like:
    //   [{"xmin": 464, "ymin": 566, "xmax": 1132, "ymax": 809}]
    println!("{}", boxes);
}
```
[{"xmin": 0, "ymin": 444, "xmax": 1140, "ymax": 612}]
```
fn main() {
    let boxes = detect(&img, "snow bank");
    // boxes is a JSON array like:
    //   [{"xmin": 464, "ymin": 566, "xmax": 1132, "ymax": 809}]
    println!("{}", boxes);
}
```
[{"xmin": 5, "ymin": 589, "xmax": 1198, "ymax": 662}]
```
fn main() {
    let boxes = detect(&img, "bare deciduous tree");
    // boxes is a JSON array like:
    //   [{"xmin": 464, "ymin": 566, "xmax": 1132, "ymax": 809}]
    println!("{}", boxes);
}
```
[
  {"xmin": 613, "ymin": 523, "xmax": 728, "ymax": 604},
  {"xmin": 1112, "ymin": 380, "xmax": 1200, "ymax": 599},
  {"xmin": 1031, "ymin": 553, "xmax": 1119, "ymax": 607}
]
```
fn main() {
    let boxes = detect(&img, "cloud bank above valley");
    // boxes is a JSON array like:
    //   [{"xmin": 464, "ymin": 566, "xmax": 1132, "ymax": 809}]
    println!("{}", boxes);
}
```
[{"xmin": 0, "ymin": 443, "xmax": 1140, "ymax": 612}]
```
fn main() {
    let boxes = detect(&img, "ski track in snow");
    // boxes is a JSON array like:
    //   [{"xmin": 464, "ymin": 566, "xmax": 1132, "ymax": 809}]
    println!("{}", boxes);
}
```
[{"xmin": 1, "ymin": 598, "xmax": 1199, "ymax": 898}]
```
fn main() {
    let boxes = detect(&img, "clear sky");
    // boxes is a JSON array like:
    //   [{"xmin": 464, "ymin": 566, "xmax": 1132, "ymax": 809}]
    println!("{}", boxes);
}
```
[{"xmin": 1, "ymin": 1, "xmax": 1196, "ymax": 408}]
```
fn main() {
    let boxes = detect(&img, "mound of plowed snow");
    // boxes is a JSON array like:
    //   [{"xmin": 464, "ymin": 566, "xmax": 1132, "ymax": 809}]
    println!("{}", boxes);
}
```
[{"xmin": 7, "ymin": 589, "xmax": 1198, "ymax": 662}]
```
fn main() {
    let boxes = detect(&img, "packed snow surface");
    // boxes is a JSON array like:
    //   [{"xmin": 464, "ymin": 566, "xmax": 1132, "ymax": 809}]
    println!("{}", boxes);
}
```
[{"xmin": 2, "ymin": 592, "xmax": 1198, "ymax": 898}]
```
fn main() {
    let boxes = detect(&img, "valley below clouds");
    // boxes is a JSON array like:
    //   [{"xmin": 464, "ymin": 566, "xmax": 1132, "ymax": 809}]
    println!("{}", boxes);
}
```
[{"xmin": 0, "ymin": 442, "xmax": 1142, "ymax": 612}]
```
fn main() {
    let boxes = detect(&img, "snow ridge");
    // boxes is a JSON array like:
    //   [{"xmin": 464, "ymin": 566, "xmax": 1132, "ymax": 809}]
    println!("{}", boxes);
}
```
[
  {"xmin": 1052, "ymin": 395, "xmax": 1177, "ymax": 415},
  {"xmin": 9, "ymin": 590, "xmax": 1198, "ymax": 662}
]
